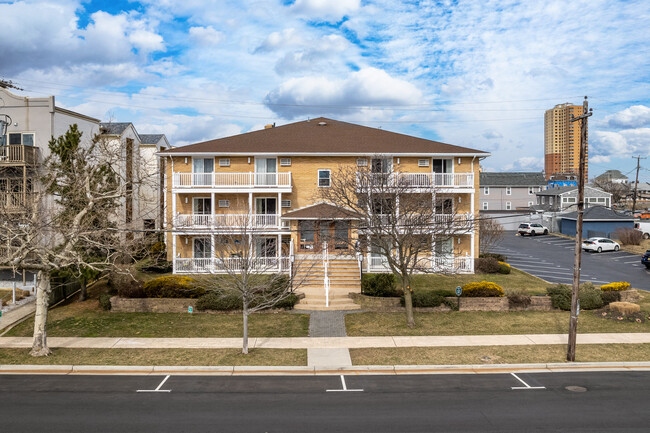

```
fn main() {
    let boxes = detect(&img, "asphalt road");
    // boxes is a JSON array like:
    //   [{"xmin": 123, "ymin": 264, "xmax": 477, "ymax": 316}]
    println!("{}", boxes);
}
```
[
  {"xmin": 0, "ymin": 372, "xmax": 649, "ymax": 432},
  {"xmin": 493, "ymin": 232, "xmax": 650, "ymax": 291}
]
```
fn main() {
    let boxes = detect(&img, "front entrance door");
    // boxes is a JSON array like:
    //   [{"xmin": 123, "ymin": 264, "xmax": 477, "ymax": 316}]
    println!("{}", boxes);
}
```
[
  {"xmin": 298, "ymin": 220, "xmax": 350, "ymax": 252},
  {"xmin": 255, "ymin": 158, "xmax": 277, "ymax": 185},
  {"xmin": 432, "ymin": 158, "xmax": 452, "ymax": 186},
  {"xmin": 255, "ymin": 197, "xmax": 277, "ymax": 226}
]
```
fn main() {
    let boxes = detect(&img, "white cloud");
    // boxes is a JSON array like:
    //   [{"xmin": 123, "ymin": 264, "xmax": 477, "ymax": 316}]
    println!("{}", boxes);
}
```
[
  {"xmin": 265, "ymin": 67, "xmax": 422, "ymax": 118},
  {"xmin": 501, "ymin": 156, "xmax": 544, "ymax": 172},
  {"xmin": 590, "ymin": 129, "xmax": 650, "ymax": 160},
  {"xmin": 605, "ymin": 105, "xmax": 650, "ymax": 129},
  {"xmin": 290, "ymin": 0, "xmax": 360, "ymax": 22},
  {"xmin": 189, "ymin": 26, "xmax": 225, "ymax": 46},
  {"xmin": 256, "ymin": 28, "xmax": 302, "ymax": 52}
]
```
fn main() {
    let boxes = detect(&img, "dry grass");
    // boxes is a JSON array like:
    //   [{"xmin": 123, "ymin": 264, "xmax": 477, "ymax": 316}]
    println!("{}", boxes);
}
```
[
  {"xmin": 350, "ymin": 344, "xmax": 650, "ymax": 365},
  {"xmin": 0, "ymin": 348, "xmax": 306, "ymax": 366},
  {"xmin": 409, "ymin": 268, "xmax": 548, "ymax": 295},
  {"xmin": 5, "ymin": 295, "xmax": 309, "ymax": 338},
  {"xmin": 346, "ymin": 309, "xmax": 650, "ymax": 336}
]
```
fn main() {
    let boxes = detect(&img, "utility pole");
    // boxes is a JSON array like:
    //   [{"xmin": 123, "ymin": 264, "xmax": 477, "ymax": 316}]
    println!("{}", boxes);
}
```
[
  {"xmin": 567, "ymin": 96, "xmax": 592, "ymax": 362},
  {"xmin": 631, "ymin": 156, "xmax": 646, "ymax": 214}
]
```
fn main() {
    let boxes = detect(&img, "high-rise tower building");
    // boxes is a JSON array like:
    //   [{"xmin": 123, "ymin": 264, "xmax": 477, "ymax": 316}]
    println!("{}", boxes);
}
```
[{"xmin": 544, "ymin": 103, "xmax": 587, "ymax": 181}]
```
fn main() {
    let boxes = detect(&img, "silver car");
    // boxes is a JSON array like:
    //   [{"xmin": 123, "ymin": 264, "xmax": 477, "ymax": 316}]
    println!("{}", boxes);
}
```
[{"xmin": 582, "ymin": 237, "xmax": 620, "ymax": 253}]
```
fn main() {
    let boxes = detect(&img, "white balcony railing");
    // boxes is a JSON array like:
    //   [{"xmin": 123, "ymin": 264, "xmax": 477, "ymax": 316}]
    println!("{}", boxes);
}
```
[
  {"xmin": 366, "ymin": 255, "xmax": 473, "ymax": 274},
  {"xmin": 174, "ymin": 214, "xmax": 281, "ymax": 229},
  {"xmin": 357, "ymin": 172, "xmax": 474, "ymax": 189},
  {"xmin": 174, "ymin": 257, "xmax": 291, "ymax": 274},
  {"xmin": 173, "ymin": 172, "xmax": 292, "ymax": 189}
]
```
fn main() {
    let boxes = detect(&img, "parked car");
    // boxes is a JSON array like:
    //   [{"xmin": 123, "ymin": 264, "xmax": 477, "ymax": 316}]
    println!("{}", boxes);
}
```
[
  {"xmin": 582, "ymin": 237, "xmax": 620, "ymax": 253},
  {"xmin": 634, "ymin": 222, "xmax": 650, "ymax": 240},
  {"xmin": 643, "ymin": 250, "xmax": 650, "ymax": 269},
  {"xmin": 518, "ymin": 223, "xmax": 549, "ymax": 236}
]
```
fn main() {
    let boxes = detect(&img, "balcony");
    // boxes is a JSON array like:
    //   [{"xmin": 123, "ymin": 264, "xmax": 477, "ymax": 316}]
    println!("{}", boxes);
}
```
[
  {"xmin": 357, "ymin": 172, "xmax": 474, "ymax": 190},
  {"xmin": 174, "ymin": 214, "xmax": 285, "ymax": 230},
  {"xmin": 366, "ymin": 255, "xmax": 473, "ymax": 274},
  {"xmin": 174, "ymin": 257, "xmax": 291, "ymax": 274},
  {"xmin": 367, "ymin": 213, "xmax": 474, "ymax": 229},
  {"xmin": 0, "ymin": 145, "xmax": 39, "ymax": 165},
  {"xmin": 172, "ymin": 172, "xmax": 292, "ymax": 191},
  {"xmin": 0, "ymin": 192, "xmax": 36, "ymax": 212}
]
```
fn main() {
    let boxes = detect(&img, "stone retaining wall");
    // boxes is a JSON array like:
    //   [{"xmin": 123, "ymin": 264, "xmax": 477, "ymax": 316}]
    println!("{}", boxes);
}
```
[
  {"xmin": 620, "ymin": 289, "xmax": 640, "ymax": 303},
  {"xmin": 110, "ymin": 297, "xmax": 195, "ymax": 313}
]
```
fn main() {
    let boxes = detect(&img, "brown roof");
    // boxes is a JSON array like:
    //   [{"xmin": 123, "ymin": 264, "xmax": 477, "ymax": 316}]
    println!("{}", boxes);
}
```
[
  {"xmin": 282, "ymin": 203, "xmax": 361, "ymax": 220},
  {"xmin": 163, "ymin": 117, "xmax": 488, "ymax": 155}
]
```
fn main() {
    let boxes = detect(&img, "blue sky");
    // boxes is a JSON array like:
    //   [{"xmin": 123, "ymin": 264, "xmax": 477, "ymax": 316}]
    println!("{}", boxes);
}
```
[{"xmin": 1, "ymin": 0, "xmax": 649, "ymax": 181}]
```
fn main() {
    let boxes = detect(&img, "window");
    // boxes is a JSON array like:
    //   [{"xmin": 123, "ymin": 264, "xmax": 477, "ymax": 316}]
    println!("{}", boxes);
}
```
[
  {"xmin": 506, "ymin": 187, "xmax": 512, "ymax": 195},
  {"xmin": 506, "ymin": 202, "xmax": 512, "ymax": 210},
  {"xmin": 528, "ymin": 201, "xmax": 534, "ymax": 207},
  {"xmin": 418, "ymin": 159, "xmax": 430, "ymax": 167},
  {"xmin": 484, "ymin": 187, "xmax": 489, "ymax": 195},
  {"xmin": 219, "ymin": 158, "xmax": 230, "ymax": 167},
  {"xmin": 218, "ymin": 200, "xmax": 230, "ymax": 208},
  {"xmin": 357, "ymin": 158, "xmax": 368, "ymax": 167},
  {"xmin": 7, "ymin": 132, "xmax": 34, "ymax": 146},
  {"xmin": 193, "ymin": 198, "xmax": 211, "ymax": 214},
  {"xmin": 482, "ymin": 202, "xmax": 488, "ymax": 210},
  {"xmin": 281, "ymin": 200, "xmax": 291, "ymax": 208},
  {"xmin": 280, "ymin": 158, "xmax": 291, "ymax": 166},
  {"xmin": 528, "ymin": 187, "xmax": 535, "ymax": 195},
  {"xmin": 318, "ymin": 169, "xmax": 331, "ymax": 187}
]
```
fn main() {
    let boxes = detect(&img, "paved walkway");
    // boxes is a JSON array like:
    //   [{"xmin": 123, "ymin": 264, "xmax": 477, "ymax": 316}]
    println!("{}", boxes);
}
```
[{"xmin": 2, "ymin": 333, "xmax": 650, "ymax": 349}]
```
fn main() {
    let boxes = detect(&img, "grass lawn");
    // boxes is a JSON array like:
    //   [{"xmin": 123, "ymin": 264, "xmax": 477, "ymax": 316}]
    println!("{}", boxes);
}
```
[
  {"xmin": 346, "ymin": 307, "xmax": 650, "ymax": 337},
  {"xmin": 4, "ymin": 298, "xmax": 309, "ymax": 338},
  {"xmin": 409, "ymin": 268, "xmax": 549, "ymax": 295},
  {"xmin": 0, "ymin": 348, "xmax": 306, "ymax": 366},
  {"xmin": 350, "ymin": 344, "xmax": 650, "ymax": 365}
]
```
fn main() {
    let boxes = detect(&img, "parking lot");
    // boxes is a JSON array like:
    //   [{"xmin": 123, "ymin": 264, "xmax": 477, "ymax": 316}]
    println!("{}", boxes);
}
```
[{"xmin": 492, "ymin": 232, "xmax": 649, "ymax": 291}]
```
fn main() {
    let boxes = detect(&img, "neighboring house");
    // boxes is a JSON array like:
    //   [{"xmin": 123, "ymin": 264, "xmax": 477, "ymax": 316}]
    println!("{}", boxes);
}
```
[
  {"xmin": 0, "ymin": 87, "xmax": 100, "ymax": 289},
  {"xmin": 479, "ymin": 172, "xmax": 546, "ymax": 211},
  {"xmin": 559, "ymin": 206, "xmax": 636, "ymax": 238},
  {"xmin": 629, "ymin": 182, "xmax": 650, "ymax": 201},
  {"xmin": 547, "ymin": 173, "xmax": 578, "ymax": 188},
  {"xmin": 98, "ymin": 123, "xmax": 170, "ymax": 233},
  {"xmin": 160, "ymin": 117, "xmax": 489, "ymax": 309},
  {"xmin": 595, "ymin": 169, "xmax": 628, "ymax": 184},
  {"xmin": 536, "ymin": 185, "xmax": 612, "ymax": 211}
]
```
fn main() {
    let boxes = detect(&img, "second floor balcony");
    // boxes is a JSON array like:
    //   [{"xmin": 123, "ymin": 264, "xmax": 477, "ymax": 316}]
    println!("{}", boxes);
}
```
[
  {"xmin": 357, "ymin": 172, "xmax": 474, "ymax": 190},
  {"xmin": 0, "ymin": 145, "xmax": 40, "ymax": 165},
  {"xmin": 172, "ymin": 172, "xmax": 292, "ymax": 191}
]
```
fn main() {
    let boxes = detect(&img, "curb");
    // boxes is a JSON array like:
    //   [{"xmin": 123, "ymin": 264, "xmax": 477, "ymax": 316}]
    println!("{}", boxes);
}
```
[{"xmin": 2, "ymin": 361, "xmax": 650, "ymax": 376}]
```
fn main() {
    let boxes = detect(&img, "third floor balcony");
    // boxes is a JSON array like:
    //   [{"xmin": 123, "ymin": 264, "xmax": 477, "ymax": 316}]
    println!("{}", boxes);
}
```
[
  {"xmin": 172, "ymin": 172, "xmax": 292, "ymax": 191},
  {"xmin": 356, "ymin": 172, "xmax": 474, "ymax": 191}
]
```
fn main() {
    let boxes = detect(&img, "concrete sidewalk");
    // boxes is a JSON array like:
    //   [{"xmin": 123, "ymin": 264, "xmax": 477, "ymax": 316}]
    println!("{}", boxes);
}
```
[{"xmin": 2, "ymin": 333, "xmax": 650, "ymax": 349}]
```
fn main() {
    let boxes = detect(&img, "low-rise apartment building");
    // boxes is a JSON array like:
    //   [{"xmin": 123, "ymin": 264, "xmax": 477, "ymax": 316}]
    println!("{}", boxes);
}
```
[
  {"xmin": 479, "ymin": 172, "xmax": 546, "ymax": 211},
  {"xmin": 161, "ymin": 117, "xmax": 489, "ymax": 309}
]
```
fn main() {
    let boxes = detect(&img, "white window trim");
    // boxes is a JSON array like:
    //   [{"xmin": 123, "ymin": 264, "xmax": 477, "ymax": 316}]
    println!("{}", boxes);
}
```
[
  {"xmin": 528, "ymin": 187, "xmax": 534, "ymax": 195},
  {"xmin": 280, "ymin": 158, "xmax": 292, "ymax": 166},
  {"xmin": 484, "ymin": 187, "xmax": 489, "ymax": 195},
  {"xmin": 218, "ymin": 199, "xmax": 230, "ymax": 208},
  {"xmin": 506, "ymin": 186, "xmax": 512, "ymax": 195},
  {"xmin": 357, "ymin": 158, "xmax": 368, "ymax": 167},
  {"xmin": 506, "ymin": 201, "xmax": 512, "ymax": 210},
  {"xmin": 482, "ymin": 202, "xmax": 488, "ymax": 210},
  {"xmin": 219, "ymin": 158, "xmax": 230, "ymax": 167},
  {"xmin": 318, "ymin": 169, "xmax": 331, "ymax": 187},
  {"xmin": 418, "ymin": 159, "xmax": 430, "ymax": 167},
  {"xmin": 281, "ymin": 199, "xmax": 291, "ymax": 208}
]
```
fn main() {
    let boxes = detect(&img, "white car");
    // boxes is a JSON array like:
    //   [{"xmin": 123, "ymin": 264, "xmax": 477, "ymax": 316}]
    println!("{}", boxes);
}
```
[
  {"xmin": 582, "ymin": 237, "xmax": 620, "ymax": 253},
  {"xmin": 517, "ymin": 223, "xmax": 549, "ymax": 236}
]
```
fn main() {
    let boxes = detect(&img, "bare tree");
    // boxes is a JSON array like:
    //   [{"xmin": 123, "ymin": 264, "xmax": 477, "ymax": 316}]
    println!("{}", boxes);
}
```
[
  {"xmin": 0, "ymin": 125, "xmax": 139, "ymax": 356},
  {"xmin": 592, "ymin": 179, "xmax": 630, "ymax": 206},
  {"xmin": 318, "ymin": 160, "xmax": 473, "ymax": 327},
  {"xmin": 193, "ymin": 216, "xmax": 309, "ymax": 354},
  {"xmin": 478, "ymin": 217, "xmax": 504, "ymax": 254}
]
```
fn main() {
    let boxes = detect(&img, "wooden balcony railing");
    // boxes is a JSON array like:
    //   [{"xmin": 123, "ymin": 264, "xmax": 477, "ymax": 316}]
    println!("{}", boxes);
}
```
[{"xmin": 0, "ymin": 145, "xmax": 39, "ymax": 165}]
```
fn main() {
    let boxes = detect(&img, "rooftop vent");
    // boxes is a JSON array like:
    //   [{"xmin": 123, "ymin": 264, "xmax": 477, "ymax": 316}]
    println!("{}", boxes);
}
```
[{"xmin": 318, "ymin": 121, "xmax": 327, "ymax": 126}]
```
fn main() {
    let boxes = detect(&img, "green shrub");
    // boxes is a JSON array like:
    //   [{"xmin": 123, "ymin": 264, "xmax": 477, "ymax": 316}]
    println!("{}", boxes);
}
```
[
  {"xmin": 474, "ymin": 257, "xmax": 501, "ymax": 274},
  {"xmin": 272, "ymin": 293, "xmax": 300, "ymax": 310},
  {"xmin": 195, "ymin": 292, "xmax": 242, "ymax": 311},
  {"xmin": 142, "ymin": 275, "xmax": 205, "ymax": 299},
  {"xmin": 479, "ymin": 253, "xmax": 507, "ymax": 262},
  {"xmin": 497, "ymin": 262, "xmax": 511, "ymax": 274},
  {"xmin": 98, "ymin": 292, "xmax": 112, "ymax": 311},
  {"xmin": 462, "ymin": 281, "xmax": 504, "ymax": 297},
  {"xmin": 361, "ymin": 273, "xmax": 399, "ymax": 297},
  {"xmin": 117, "ymin": 279, "xmax": 145, "ymax": 298},
  {"xmin": 402, "ymin": 291, "xmax": 445, "ymax": 308},
  {"xmin": 601, "ymin": 290, "xmax": 621, "ymax": 305},
  {"xmin": 505, "ymin": 288, "xmax": 531, "ymax": 309},
  {"xmin": 546, "ymin": 283, "xmax": 604, "ymax": 311},
  {"xmin": 600, "ymin": 282, "xmax": 630, "ymax": 292}
]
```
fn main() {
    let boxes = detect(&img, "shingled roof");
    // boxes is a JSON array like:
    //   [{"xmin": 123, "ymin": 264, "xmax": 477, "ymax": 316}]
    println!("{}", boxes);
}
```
[
  {"xmin": 99, "ymin": 122, "xmax": 132, "ymax": 135},
  {"xmin": 140, "ymin": 134, "xmax": 165, "ymax": 145},
  {"xmin": 281, "ymin": 203, "xmax": 361, "ymax": 220},
  {"xmin": 480, "ymin": 172, "xmax": 546, "ymax": 187},
  {"xmin": 560, "ymin": 206, "xmax": 636, "ymax": 221},
  {"xmin": 162, "ymin": 117, "xmax": 489, "ymax": 156}
]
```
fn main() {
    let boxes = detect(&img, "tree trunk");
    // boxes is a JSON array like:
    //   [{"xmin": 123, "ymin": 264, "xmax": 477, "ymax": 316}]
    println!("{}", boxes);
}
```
[
  {"xmin": 401, "ymin": 275, "xmax": 416, "ymax": 328},
  {"xmin": 31, "ymin": 271, "xmax": 52, "ymax": 357},
  {"xmin": 78, "ymin": 279, "xmax": 87, "ymax": 302},
  {"xmin": 242, "ymin": 304, "xmax": 249, "ymax": 355}
]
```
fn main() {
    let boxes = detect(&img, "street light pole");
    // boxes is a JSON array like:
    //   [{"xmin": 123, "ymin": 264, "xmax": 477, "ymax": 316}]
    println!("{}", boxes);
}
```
[{"xmin": 567, "ymin": 96, "xmax": 592, "ymax": 362}]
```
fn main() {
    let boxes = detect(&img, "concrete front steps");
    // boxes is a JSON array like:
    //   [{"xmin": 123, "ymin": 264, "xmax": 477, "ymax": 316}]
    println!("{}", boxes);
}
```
[{"xmin": 294, "ymin": 256, "xmax": 361, "ymax": 310}]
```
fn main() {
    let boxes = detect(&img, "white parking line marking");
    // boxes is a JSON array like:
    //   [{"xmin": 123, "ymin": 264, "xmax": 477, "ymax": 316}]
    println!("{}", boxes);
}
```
[
  {"xmin": 326, "ymin": 375, "xmax": 364, "ymax": 392},
  {"xmin": 137, "ymin": 375, "xmax": 172, "ymax": 393},
  {"xmin": 514, "ymin": 268, "xmax": 571, "ymax": 275},
  {"xmin": 511, "ymin": 373, "xmax": 545, "ymax": 390}
]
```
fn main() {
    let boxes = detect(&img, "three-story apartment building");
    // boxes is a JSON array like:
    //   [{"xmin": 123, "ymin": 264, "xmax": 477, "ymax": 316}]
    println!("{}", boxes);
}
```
[{"xmin": 161, "ymin": 118, "xmax": 489, "ymax": 309}]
